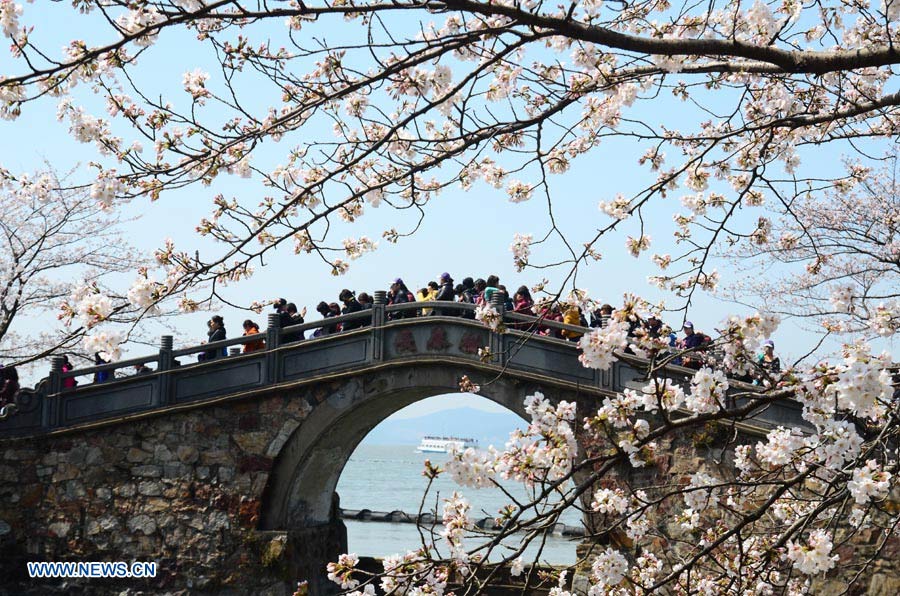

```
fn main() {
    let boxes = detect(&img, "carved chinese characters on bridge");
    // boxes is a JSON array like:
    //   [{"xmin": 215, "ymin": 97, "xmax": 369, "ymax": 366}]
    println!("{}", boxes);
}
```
[
  {"xmin": 394, "ymin": 330, "xmax": 417, "ymax": 354},
  {"xmin": 426, "ymin": 327, "xmax": 450, "ymax": 351},
  {"xmin": 458, "ymin": 331, "xmax": 482, "ymax": 355}
]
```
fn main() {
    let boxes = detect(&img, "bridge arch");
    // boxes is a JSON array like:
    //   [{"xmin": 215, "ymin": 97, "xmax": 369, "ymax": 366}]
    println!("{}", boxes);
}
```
[{"xmin": 258, "ymin": 362, "xmax": 559, "ymax": 531}]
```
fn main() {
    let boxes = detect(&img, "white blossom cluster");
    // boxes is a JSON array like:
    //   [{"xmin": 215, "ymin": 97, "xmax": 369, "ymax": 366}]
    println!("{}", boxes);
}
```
[
  {"xmin": 89, "ymin": 171, "xmax": 123, "ymax": 211},
  {"xmin": 825, "ymin": 344, "xmax": 893, "ymax": 421},
  {"xmin": 378, "ymin": 550, "xmax": 446, "ymax": 595},
  {"xmin": 182, "ymin": 68, "xmax": 211, "ymax": 104},
  {"xmin": 684, "ymin": 367, "xmax": 729, "ymax": 414},
  {"xmin": 868, "ymin": 301, "xmax": 899, "ymax": 337},
  {"xmin": 589, "ymin": 547, "xmax": 628, "ymax": 589},
  {"xmin": 83, "ymin": 330, "xmax": 123, "ymax": 361},
  {"xmin": 510, "ymin": 233, "xmax": 533, "ymax": 272},
  {"xmin": 325, "ymin": 553, "xmax": 360, "ymax": 591},
  {"xmin": 445, "ymin": 444, "xmax": 499, "ymax": 488},
  {"xmin": 598, "ymin": 194, "xmax": 631, "ymax": 220},
  {"xmin": 127, "ymin": 275, "xmax": 163, "ymax": 314},
  {"xmin": 785, "ymin": 529, "xmax": 838, "ymax": 575},
  {"xmin": 590, "ymin": 487, "xmax": 630, "ymax": 515},
  {"xmin": 626, "ymin": 377, "xmax": 686, "ymax": 414},
  {"xmin": 441, "ymin": 491, "xmax": 472, "ymax": 570},
  {"xmin": 717, "ymin": 312, "xmax": 780, "ymax": 374},
  {"xmin": 0, "ymin": 0, "xmax": 21, "ymax": 39},
  {"xmin": 501, "ymin": 394, "xmax": 578, "ymax": 485},
  {"xmin": 66, "ymin": 283, "xmax": 113, "ymax": 328},
  {"xmin": 830, "ymin": 285, "xmax": 855, "ymax": 313},
  {"xmin": 755, "ymin": 427, "xmax": 805, "ymax": 468},
  {"xmin": 342, "ymin": 236, "xmax": 377, "ymax": 260},
  {"xmin": 847, "ymin": 460, "xmax": 893, "ymax": 505},
  {"xmin": 474, "ymin": 304, "xmax": 503, "ymax": 331},
  {"xmin": 115, "ymin": 7, "xmax": 164, "ymax": 48},
  {"xmin": 506, "ymin": 179, "xmax": 533, "ymax": 203},
  {"xmin": 682, "ymin": 472, "xmax": 720, "ymax": 511},
  {"xmin": 578, "ymin": 318, "xmax": 630, "ymax": 370},
  {"xmin": 625, "ymin": 234, "xmax": 651, "ymax": 258}
]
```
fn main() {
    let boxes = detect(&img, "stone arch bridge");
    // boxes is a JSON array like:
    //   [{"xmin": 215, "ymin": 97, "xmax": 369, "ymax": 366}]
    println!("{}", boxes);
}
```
[{"xmin": 0, "ymin": 300, "xmax": 802, "ymax": 595}]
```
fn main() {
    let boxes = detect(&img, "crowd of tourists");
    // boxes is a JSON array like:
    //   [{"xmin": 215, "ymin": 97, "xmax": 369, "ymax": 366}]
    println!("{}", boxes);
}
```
[
  {"xmin": 0, "ymin": 272, "xmax": 783, "ymax": 399},
  {"xmin": 205, "ymin": 272, "xmax": 782, "ymax": 380}
]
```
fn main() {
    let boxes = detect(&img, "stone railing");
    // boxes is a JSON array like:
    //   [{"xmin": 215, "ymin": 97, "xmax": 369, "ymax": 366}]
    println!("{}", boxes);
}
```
[{"xmin": 0, "ymin": 294, "xmax": 806, "ymax": 438}]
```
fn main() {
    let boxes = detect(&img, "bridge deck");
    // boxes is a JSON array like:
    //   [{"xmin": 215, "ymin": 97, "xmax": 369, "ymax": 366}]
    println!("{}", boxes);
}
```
[{"xmin": 0, "ymin": 301, "xmax": 806, "ymax": 439}]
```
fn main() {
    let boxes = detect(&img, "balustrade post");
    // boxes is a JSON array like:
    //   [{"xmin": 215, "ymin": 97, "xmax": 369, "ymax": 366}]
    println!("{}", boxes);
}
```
[
  {"xmin": 372, "ymin": 291, "xmax": 387, "ymax": 362},
  {"xmin": 490, "ymin": 292, "xmax": 506, "ymax": 314},
  {"xmin": 45, "ymin": 355, "xmax": 64, "ymax": 428},
  {"xmin": 489, "ymin": 293, "xmax": 507, "ymax": 366},
  {"xmin": 266, "ymin": 312, "xmax": 281, "ymax": 383},
  {"xmin": 157, "ymin": 335, "xmax": 174, "ymax": 406}
]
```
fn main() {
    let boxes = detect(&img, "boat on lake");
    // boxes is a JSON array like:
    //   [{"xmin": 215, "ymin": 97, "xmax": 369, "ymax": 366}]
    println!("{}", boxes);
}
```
[{"xmin": 416, "ymin": 436, "xmax": 478, "ymax": 453}]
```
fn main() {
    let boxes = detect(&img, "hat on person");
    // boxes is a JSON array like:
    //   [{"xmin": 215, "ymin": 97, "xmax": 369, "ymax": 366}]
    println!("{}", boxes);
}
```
[
  {"xmin": 440, "ymin": 272, "xmax": 451, "ymax": 281},
  {"xmin": 764, "ymin": 339, "xmax": 775, "ymax": 348},
  {"xmin": 683, "ymin": 321, "xmax": 694, "ymax": 329},
  {"xmin": 393, "ymin": 277, "xmax": 404, "ymax": 285}
]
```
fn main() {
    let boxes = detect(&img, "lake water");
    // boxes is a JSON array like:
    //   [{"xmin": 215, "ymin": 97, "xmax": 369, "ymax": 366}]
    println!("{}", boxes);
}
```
[{"xmin": 336, "ymin": 444, "xmax": 582, "ymax": 564}]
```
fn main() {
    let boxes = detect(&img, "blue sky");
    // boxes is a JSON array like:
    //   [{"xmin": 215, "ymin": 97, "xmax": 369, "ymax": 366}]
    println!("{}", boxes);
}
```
[{"xmin": 2, "ymin": 4, "xmax": 895, "ymax": 412}]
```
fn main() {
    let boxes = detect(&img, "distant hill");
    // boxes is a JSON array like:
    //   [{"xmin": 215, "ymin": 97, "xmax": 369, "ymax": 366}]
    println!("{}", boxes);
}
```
[{"xmin": 362, "ymin": 407, "xmax": 528, "ymax": 447}]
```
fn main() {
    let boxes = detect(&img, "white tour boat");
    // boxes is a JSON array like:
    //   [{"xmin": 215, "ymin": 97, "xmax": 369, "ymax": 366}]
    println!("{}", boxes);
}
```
[{"xmin": 416, "ymin": 436, "xmax": 479, "ymax": 453}]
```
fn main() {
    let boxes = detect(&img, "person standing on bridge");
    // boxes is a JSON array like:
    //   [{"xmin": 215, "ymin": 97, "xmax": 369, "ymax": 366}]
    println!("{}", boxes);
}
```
[
  {"xmin": 512, "ymin": 286, "xmax": 535, "ymax": 316},
  {"xmin": 388, "ymin": 278, "xmax": 414, "ymax": 320},
  {"xmin": 339, "ymin": 289, "xmax": 366, "ymax": 330},
  {"xmin": 61, "ymin": 355, "xmax": 78, "ymax": 388},
  {"xmin": 242, "ymin": 319, "xmax": 265, "ymax": 353},
  {"xmin": 416, "ymin": 281, "xmax": 439, "ymax": 316},
  {"xmin": 756, "ymin": 339, "xmax": 781, "ymax": 378},
  {"xmin": 473, "ymin": 278, "xmax": 487, "ymax": 305},
  {"xmin": 313, "ymin": 301, "xmax": 341, "ymax": 336},
  {"xmin": 0, "ymin": 365, "xmax": 19, "ymax": 410},
  {"xmin": 676, "ymin": 321, "xmax": 710, "ymax": 369},
  {"xmin": 93, "ymin": 352, "xmax": 110, "ymax": 383},
  {"xmin": 561, "ymin": 304, "xmax": 585, "ymax": 341},
  {"xmin": 274, "ymin": 298, "xmax": 293, "ymax": 328},
  {"xmin": 283, "ymin": 302, "xmax": 306, "ymax": 342},
  {"xmin": 483, "ymin": 275, "xmax": 501, "ymax": 303},
  {"xmin": 200, "ymin": 315, "xmax": 227, "ymax": 361},
  {"xmin": 433, "ymin": 273, "xmax": 455, "ymax": 316}
]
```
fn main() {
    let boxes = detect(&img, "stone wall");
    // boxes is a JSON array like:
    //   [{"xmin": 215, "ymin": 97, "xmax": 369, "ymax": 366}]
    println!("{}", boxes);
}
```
[{"xmin": 0, "ymin": 388, "xmax": 317, "ymax": 595}]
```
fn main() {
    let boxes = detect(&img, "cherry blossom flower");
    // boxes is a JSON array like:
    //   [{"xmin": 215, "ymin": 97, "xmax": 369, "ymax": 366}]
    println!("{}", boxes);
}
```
[
  {"xmin": 83, "ymin": 330, "xmax": 123, "ymax": 361},
  {"xmin": 474, "ymin": 304, "xmax": 503, "ymax": 332},
  {"xmin": 684, "ymin": 367, "xmax": 729, "ymax": 414},
  {"xmin": 578, "ymin": 319, "xmax": 630, "ymax": 370},
  {"xmin": 0, "ymin": 0, "xmax": 22, "ymax": 39},
  {"xmin": 590, "ymin": 547, "xmax": 628, "ymax": 588},
  {"xmin": 591, "ymin": 488, "xmax": 629, "ymax": 515},
  {"xmin": 326, "ymin": 553, "xmax": 360, "ymax": 591},
  {"xmin": 625, "ymin": 234, "xmax": 651, "ymax": 258},
  {"xmin": 182, "ymin": 68, "xmax": 211, "ymax": 104},
  {"xmin": 506, "ymin": 179, "xmax": 533, "ymax": 203},
  {"xmin": 510, "ymin": 233, "xmax": 533, "ymax": 272},
  {"xmin": 847, "ymin": 460, "xmax": 892, "ymax": 505},
  {"xmin": 598, "ymin": 195, "xmax": 631, "ymax": 220},
  {"xmin": 785, "ymin": 529, "xmax": 838, "ymax": 575}
]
